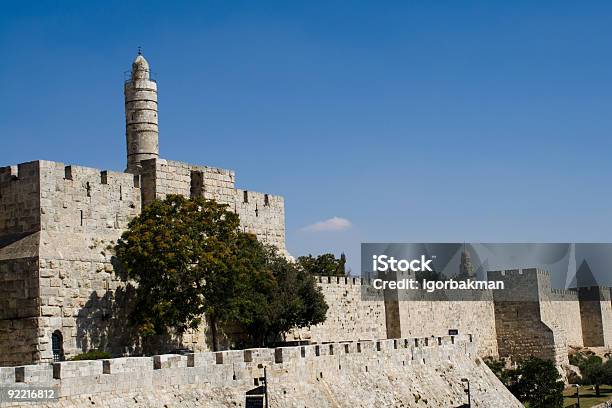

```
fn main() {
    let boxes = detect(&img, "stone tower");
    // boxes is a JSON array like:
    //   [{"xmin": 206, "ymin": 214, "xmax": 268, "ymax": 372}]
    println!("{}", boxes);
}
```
[
  {"xmin": 459, "ymin": 245, "xmax": 475, "ymax": 279},
  {"xmin": 124, "ymin": 52, "xmax": 159, "ymax": 173}
]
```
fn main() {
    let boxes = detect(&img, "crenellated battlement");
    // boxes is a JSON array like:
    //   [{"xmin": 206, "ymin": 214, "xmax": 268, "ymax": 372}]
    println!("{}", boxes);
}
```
[
  {"xmin": 577, "ymin": 285, "xmax": 612, "ymax": 301},
  {"xmin": 0, "ymin": 333, "xmax": 526, "ymax": 408},
  {"xmin": 0, "ymin": 335, "xmax": 475, "ymax": 387},
  {"xmin": 488, "ymin": 267, "xmax": 549, "ymax": 278},
  {"xmin": 550, "ymin": 288, "xmax": 579, "ymax": 300},
  {"xmin": 0, "ymin": 161, "xmax": 40, "ymax": 184},
  {"xmin": 0, "ymin": 161, "xmax": 41, "ymax": 236},
  {"xmin": 30, "ymin": 161, "xmax": 142, "ymax": 234},
  {"xmin": 316, "ymin": 275, "xmax": 367, "ymax": 285},
  {"xmin": 0, "ymin": 160, "xmax": 141, "ymax": 193}
]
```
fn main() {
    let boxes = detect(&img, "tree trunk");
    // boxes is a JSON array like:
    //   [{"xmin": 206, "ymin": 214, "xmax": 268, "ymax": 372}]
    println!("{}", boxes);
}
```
[{"xmin": 210, "ymin": 315, "xmax": 218, "ymax": 352}]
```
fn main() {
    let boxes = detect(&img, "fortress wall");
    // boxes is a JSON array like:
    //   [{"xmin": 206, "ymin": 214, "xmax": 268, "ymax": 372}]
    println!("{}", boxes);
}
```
[
  {"xmin": 578, "ymin": 286, "xmax": 612, "ymax": 347},
  {"xmin": 550, "ymin": 289, "xmax": 583, "ymax": 347},
  {"xmin": 0, "ymin": 257, "xmax": 39, "ymax": 321},
  {"xmin": 535, "ymin": 271, "xmax": 570, "ymax": 366},
  {"xmin": 37, "ymin": 161, "xmax": 141, "ymax": 234},
  {"xmin": 396, "ymin": 298, "xmax": 499, "ymax": 358},
  {"xmin": 490, "ymin": 269, "xmax": 569, "ymax": 365},
  {"xmin": 389, "ymin": 280, "xmax": 498, "ymax": 357},
  {"xmin": 34, "ymin": 255, "xmax": 137, "ymax": 362},
  {"xmin": 287, "ymin": 277, "xmax": 387, "ymax": 343},
  {"xmin": 0, "ymin": 162, "xmax": 41, "ymax": 236},
  {"xmin": 0, "ymin": 260, "xmax": 40, "ymax": 367},
  {"xmin": 143, "ymin": 159, "xmax": 236, "ymax": 205},
  {"xmin": 27, "ymin": 161, "xmax": 144, "ymax": 362},
  {"xmin": 235, "ymin": 189, "xmax": 285, "ymax": 252},
  {"xmin": 0, "ymin": 162, "xmax": 42, "ymax": 366},
  {"xmin": 0, "ymin": 336, "xmax": 522, "ymax": 408},
  {"xmin": 141, "ymin": 158, "xmax": 286, "ymax": 251},
  {"xmin": 0, "ymin": 160, "xmax": 281, "ymax": 364},
  {"xmin": 0, "ymin": 257, "xmax": 40, "ymax": 366}
]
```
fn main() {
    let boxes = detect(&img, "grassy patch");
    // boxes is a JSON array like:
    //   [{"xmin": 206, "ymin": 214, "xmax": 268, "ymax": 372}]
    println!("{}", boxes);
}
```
[{"xmin": 563, "ymin": 385, "xmax": 612, "ymax": 407}]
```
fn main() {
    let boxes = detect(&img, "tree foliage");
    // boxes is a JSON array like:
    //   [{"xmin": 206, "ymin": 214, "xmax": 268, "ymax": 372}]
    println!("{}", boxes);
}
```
[
  {"xmin": 234, "ymin": 236, "xmax": 329, "ymax": 345},
  {"xmin": 115, "ymin": 194, "xmax": 328, "ymax": 351},
  {"xmin": 485, "ymin": 357, "xmax": 564, "ymax": 408},
  {"xmin": 296, "ymin": 253, "xmax": 347, "ymax": 276},
  {"xmin": 571, "ymin": 351, "xmax": 612, "ymax": 396}
]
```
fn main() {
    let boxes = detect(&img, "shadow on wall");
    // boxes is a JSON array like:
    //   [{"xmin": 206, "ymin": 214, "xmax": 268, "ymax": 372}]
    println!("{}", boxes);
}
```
[
  {"xmin": 75, "ymin": 285, "xmax": 141, "ymax": 356},
  {"xmin": 74, "ymin": 257, "xmax": 241, "ymax": 356}
]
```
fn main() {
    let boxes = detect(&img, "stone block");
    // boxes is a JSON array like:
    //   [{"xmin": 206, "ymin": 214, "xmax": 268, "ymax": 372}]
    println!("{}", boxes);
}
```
[{"xmin": 153, "ymin": 354, "xmax": 186, "ymax": 370}]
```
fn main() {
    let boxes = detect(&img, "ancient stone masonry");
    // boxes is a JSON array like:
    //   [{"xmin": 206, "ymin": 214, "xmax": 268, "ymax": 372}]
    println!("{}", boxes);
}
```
[
  {"xmin": 0, "ymin": 162, "xmax": 43, "ymax": 367},
  {"xmin": 578, "ymin": 286, "xmax": 612, "ymax": 347},
  {"xmin": 0, "ymin": 335, "xmax": 522, "ymax": 407},
  {"xmin": 140, "ymin": 158, "xmax": 286, "ymax": 253},
  {"xmin": 0, "ymin": 54, "xmax": 287, "ymax": 365},
  {"xmin": 487, "ymin": 268, "xmax": 604, "ymax": 367},
  {"xmin": 125, "ymin": 53, "xmax": 159, "ymax": 173},
  {"xmin": 288, "ymin": 277, "xmax": 387, "ymax": 343}
]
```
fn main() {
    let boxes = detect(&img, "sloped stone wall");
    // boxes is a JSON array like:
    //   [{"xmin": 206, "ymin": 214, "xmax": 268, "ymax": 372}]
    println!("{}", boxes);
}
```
[{"xmin": 0, "ymin": 335, "xmax": 522, "ymax": 408}]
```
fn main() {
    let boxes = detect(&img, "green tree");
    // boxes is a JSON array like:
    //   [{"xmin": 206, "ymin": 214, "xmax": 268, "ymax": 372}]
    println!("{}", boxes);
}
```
[
  {"xmin": 485, "ymin": 356, "xmax": 563, "ymax": 408},
  {"xmin": 507, "ymin": 358, "xmax": 564, "ymax": 408},
  {"xmin": 115, "ymin": 195, "xmax": 244, "ymax": 350},
  {"xmin": 296, "ymin": 253, "xmax": 347, "ymax": 276},
  {"xmin": 115, "ymin": 194, "xmax": 328, "ymax": 351},
  {"xmin": 483, "ymin": 357, "xmax": 509, "ymax": 381},
  {"xmin": 573, "ymin": 353, "xmax": 612, "ymax": 397},
  {"xmin": 236, "ymin": 237, "xmax": 329, "ymax": 345}
]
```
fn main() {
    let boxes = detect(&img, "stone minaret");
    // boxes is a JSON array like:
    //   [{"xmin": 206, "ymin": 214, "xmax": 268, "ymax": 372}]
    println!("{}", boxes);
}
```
[
  {"xmin": 125, "ymin": 52, "xmax": 159, "ymax": 173},
  {"xmin": 459, "ymin": 244, "xmax": 475, "ymax": 279}
]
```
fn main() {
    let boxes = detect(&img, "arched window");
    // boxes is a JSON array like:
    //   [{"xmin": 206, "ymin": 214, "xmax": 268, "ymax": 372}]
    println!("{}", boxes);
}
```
[{"xmin": 51, "ymin": 330, "xmax": 64, "ymax": 362}]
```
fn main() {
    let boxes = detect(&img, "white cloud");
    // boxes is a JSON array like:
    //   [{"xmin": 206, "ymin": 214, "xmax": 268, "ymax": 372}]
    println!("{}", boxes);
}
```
[{"xmin": 301, "ymin": 217, "xmax": 352, "ymax": 232}]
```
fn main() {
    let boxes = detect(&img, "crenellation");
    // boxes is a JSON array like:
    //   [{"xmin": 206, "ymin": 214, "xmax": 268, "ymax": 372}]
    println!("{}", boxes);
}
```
[
  {"xmin": 137, "ymin": 157, "xmax": 285, "ymax": 252},
  {"xmin": 0, "ymin": 334, "xmax": 524, "ymax": 408},
  {"xmin": 0, "ymin": 161, "xmax": 41, "ymax": 237}
]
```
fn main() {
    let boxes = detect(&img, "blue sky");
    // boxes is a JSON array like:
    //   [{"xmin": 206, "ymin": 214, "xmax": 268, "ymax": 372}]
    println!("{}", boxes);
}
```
[{"xmin": 1, "ymin": 1, "xmax": 612, "ymax": 273}]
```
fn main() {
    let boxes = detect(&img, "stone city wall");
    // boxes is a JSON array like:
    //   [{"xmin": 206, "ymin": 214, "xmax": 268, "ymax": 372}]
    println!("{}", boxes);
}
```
[
  {"xmin": 578, "ymin": 286, "xmax": 612, "ymax": 347},
  {"xmin": 140, "ymin": 158, "xmax": 286, "ymax": 252},
  {"xmin": 379, "ymin": 270, "xmax": 499, "ymax": 358},
  {"xmin": 397, "ymin": 299, "xmax": 499, "ymax": 358},
  {"xmin": 0, "ymin": 162, "xmax": 41, "ymax": 237},
  {"xmin": 490, "ymin": 268, "xmax": 570, "ymax": 366},
  {"xmin": 0, "ymin": 258, "xmax": 40, "ymax": 366},
  {"xmin": 38, "ymin": 161, "xmax": 141, "ymax": 234},
  {"xmin": 288, "ymin": 276, "xmax": 387, "ymax": 343},
  {"xmin": 0, "ymin": 159, "xmax": 284, "ymax": 365},
  {"xmin": 32, "ymin": 161, "xmax": 143, "ymax": 363},
  {"xmin": 0, "ymin": 335, "xmax": 522, "ymax": 408},
  {"xmin": 0, "ymin": 161, "xmax": 43, "ymax": 366},
  {"xmin": 550, "ymin": 289, "xmax": 583, "ymax": 347}
]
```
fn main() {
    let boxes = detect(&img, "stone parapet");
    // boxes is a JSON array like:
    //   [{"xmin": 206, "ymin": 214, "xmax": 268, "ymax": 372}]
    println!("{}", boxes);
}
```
[{"xmin": 0, "ymin": 335, "xmax": 523, "ymax": 407}]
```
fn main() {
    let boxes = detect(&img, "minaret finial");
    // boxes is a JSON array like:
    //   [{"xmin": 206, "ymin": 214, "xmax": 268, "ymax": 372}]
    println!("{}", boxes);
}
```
[{"xmin": 137, "ymin": 46, "xmax": 142, "ymax": 56}]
